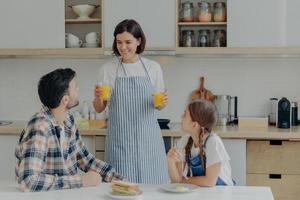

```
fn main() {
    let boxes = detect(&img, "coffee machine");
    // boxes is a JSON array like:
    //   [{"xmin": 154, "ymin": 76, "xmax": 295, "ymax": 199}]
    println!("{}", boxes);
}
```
[
  {"xmin": 214, "ymin": 95, "xmax": 238, "ymax": 126},
  {"xmin": 277, "ymin": 97, "xmax": 291, "ymax": 129}
]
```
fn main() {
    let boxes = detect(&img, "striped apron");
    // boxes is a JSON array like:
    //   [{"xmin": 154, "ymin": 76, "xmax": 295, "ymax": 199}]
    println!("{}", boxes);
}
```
[{"xmin": 105, "ymin": 57, "xmax": 170, "ymax": 184}]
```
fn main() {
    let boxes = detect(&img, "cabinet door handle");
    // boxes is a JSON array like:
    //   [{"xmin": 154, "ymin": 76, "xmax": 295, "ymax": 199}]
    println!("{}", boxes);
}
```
[
  {"xmin": 269, "ymin": 140, "xmax": 282, "ymax": 145},
  {"xmin": 269, "ymin": 174, "xmax": 281, "ymax": 179}
]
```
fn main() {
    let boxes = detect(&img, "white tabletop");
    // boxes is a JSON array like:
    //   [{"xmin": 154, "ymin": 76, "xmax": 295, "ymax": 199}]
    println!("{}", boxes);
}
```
[{"xmin": 0, "ymin": 181, "xmax": 274, "ymax": 200}]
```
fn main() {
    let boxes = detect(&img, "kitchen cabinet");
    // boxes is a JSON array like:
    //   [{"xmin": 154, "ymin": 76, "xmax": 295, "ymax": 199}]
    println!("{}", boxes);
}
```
[
  {"xmin": 176, "ymin": 0, "xmax": 227, "ymax": 52},
  {"xmin": 65, "ymin": 0, "xmax": 103, "ymax": 48},
  {"xmin": 103, "ymin": 0, "xmax": 176, "ymax": 50},
  {"xmin": 223, "ymin": 139, "xmax": 246, "ymax": 186},
  {"xmin": 0, "ymin": 0, "xmax": 65, "ymax": 48},
  {"xmin": 247, "ymin": 140, "xmax": 300, "ymax": 200},
  {"xmin": 286, "ymin": 0, "xmax": 300, "ymax": 46},
  {"xmin": 227, "ymin": 0, "xmax": 285, "ymax": 47}
]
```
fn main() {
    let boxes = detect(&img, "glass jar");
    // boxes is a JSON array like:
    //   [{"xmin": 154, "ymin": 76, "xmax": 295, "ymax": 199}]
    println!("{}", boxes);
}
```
[
  {"xmin": 198, "ymin": 30, "xmax": 210, "ymax": 47},
  {"xmin": 181, "ymin": 30, "xmax": 195, "ymax": 47},
  {"xmin": 180, "ymin": 2, "xmax": 194, "ymax": 22},
  {"xmin": 212, "ymin": 30, "xmax": 226, "ymax": 47},
  {"xmin": 213, "ymin": 2, "xmax": 226, "ymax": 22},
  {"xmin": 197, "ymin": 2, "xmax": 212, "ymax": 22}
]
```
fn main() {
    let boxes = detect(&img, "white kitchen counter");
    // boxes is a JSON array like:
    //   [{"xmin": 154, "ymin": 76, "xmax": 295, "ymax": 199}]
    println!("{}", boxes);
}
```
[{"xmin": 0, "ymin": 181, "xmax": 274, "ymax": 200}]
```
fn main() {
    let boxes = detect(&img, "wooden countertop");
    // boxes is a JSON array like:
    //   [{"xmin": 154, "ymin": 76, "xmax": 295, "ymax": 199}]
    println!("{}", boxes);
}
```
[{"xmin": 1, "ymin": 121, "xmax": 300, "ymax": 140}]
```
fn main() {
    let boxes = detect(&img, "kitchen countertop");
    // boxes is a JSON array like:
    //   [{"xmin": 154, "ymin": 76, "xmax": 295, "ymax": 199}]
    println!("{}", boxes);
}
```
[
  {"xmin": 0, "ymin": 181, "xmax": 274, "ymax": 200},
  {"xmin": 1, "ymin": 121, "xmax": 300, "ymax": 140}
]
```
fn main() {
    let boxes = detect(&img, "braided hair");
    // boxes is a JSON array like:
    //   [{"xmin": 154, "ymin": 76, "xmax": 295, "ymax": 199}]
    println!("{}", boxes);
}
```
[{"xmin": 184, "ymin": 99, "xmax": 217, "ymax": 176}]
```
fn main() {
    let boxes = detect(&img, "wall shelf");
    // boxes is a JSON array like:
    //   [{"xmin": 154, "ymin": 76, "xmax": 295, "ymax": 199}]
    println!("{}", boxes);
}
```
[
  {"xmin": 0, "ymin": 48, "xmax": 104, "ymax": 58},
  {"xmin": 175, "ymin": 47, "xmax": 300, "ymax": 57},
  {"xmin": 1, "ymin": 47, "xmax": 300, "ymax": 58},
  {"xmin": 65, "ymin": 18, "xmax": 102, "ymax": 24},
  {"xmin": 178, "ymin": 22, "xmax": 227, "ymax": 26}
]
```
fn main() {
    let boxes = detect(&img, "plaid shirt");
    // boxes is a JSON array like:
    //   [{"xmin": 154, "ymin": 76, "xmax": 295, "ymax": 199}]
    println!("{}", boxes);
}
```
[{"xmin": 15, "ymin": 106, "xmax": 124, "ymax": 192}]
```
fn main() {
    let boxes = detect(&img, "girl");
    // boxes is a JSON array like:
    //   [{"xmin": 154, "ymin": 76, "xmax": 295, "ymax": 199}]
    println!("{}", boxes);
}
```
[
  {"xmin": 93, "ymin": 19, "xmax": 169, "ymax": 184},
  {"xmin": 167, "ymin": 99, "xmax": 234, "ymax": 186}
]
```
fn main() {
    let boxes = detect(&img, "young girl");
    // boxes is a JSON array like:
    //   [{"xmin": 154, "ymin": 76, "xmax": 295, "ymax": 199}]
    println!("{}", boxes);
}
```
[{"xmin": 167, "ymin": 99, "xmax": 234, "ymax": 186}]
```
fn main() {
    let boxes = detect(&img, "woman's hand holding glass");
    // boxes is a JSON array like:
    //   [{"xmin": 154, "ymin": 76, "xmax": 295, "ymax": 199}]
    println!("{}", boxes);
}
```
[
  {"xmin": 153, "ymin": 90, "xmax": 168, "ymax": 110},
  {"xmin": 94, "ymin": 84, "xmax": 112, "ymax": 102}
]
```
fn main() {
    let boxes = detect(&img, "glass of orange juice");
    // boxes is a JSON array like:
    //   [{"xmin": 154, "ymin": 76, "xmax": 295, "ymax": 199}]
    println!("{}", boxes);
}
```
[
  {"xmin": 97, "ymin": 83, "xmax": 112, "ymax": 101},
  {"xmin": 153, "ymin": 92, "xmax": 165, "ymax": 108}
]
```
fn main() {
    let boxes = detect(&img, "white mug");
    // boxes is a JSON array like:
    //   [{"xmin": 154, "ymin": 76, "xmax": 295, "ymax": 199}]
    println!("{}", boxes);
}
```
[
  {"xmin": 85, "ymin": 32, "xmax": 100, "ymax": 44},
  {"xmin": 65, "ymin": 33, "xmax": 82, "ymax": 47}
]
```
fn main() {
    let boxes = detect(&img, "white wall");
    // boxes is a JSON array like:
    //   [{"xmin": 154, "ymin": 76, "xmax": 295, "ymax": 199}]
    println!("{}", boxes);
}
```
[{"xmin": 0, "ymin": 56, "xmax": 300, "ymax": 122}]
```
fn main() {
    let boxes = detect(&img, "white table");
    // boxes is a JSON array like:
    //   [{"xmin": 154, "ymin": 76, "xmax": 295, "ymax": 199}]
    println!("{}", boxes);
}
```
[{"xmin": 0, "ymin": 181, "xmax": 274, "ymax": 200}]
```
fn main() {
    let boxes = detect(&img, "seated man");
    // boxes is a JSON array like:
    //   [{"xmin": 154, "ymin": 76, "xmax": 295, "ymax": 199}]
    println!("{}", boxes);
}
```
[{"xmin": 15, "ymin": 68, "xmax": 124, "ymax": 192}]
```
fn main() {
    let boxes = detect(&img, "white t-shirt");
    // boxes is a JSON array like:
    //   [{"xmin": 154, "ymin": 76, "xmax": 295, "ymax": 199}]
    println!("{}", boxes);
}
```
[
  {"xmin": 176, "ymin": 133, "xmax": 233, "ymax": 186},
  {"xmin": 98, "ymin": 57, "xmax": 165, "ymax": 92}
]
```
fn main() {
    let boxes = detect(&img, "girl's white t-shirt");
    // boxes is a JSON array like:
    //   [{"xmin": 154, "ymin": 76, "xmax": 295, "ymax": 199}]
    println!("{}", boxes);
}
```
[
  {"xmin": 98, "ymin": 57, "xmax": 165, "ymax": 92},
  {"xmin": 176, "ymin": 133, "xmax": 234, "ymax": 186}
]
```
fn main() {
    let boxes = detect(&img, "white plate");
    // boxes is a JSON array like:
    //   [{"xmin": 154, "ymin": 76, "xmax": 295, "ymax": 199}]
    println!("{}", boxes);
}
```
[
  {"xmin": 106, "ymin": 190, "xmax": 143, "ymax": 199},
  {"xmin": 161, "ymin": 183, "xmax": 198, "ymax": 193}
]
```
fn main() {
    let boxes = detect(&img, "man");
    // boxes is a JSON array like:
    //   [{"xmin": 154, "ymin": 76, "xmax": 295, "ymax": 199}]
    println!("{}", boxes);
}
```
[{"xmin": 15, "ymin": 68, "xmax": 124, "ymax": 192}]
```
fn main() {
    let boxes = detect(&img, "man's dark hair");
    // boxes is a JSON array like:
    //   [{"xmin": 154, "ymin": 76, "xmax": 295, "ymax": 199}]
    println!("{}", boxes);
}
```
[
  {"xmin": 38, "ymin": 68, "xmax": 76, "ymax": 109},
  {"xmin": 112, "ymin": 19, "xmax": 146, "ymax": 55}
]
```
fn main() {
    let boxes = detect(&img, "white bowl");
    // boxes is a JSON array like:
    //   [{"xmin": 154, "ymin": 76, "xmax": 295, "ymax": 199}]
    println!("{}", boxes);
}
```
[{"xmin": 69, "ymin": 4, "xmax": 97, "ymax": 20}]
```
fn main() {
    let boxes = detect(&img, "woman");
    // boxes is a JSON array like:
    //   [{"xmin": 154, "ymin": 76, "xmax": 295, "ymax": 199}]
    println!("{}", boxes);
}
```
[{"xmin": 93, "ymin": 19, "xmax": 169, "ymax": 184}]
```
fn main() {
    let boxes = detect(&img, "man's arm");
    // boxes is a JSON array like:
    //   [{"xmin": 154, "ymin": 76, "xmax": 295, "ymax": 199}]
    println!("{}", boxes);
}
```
[{"xmin": 75, "ymin": 130, "xmax": 125, "ymax": 182}]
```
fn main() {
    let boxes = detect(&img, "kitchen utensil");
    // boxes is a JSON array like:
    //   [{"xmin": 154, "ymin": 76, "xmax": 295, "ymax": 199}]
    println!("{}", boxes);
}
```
[
  {"xmin": 291, "ymin": 101, "xmax": 299, "ymax": 126},
  {"xmin": 214, "ymin": 95, "xmax": 238, "ymax": 126},
  {"xmin": 65, "ymin": 33, "xmax": 82, "ymax": 48},
  {"xmin": 85, "ymin": 32, "xmax": 100, "ymax": 44},
  {"xmin": 157, "ymin": 119, "xmax": 170, "ymax": 129},
  {"xmin": 69, "ymin": 4, "xmax": 99, "ymax": 19},
  {"xmin": 190, "ymin": 77, "xmax": 214, "ymax": 102},
  {"xmin": 277, "ymin": 97, "xmax": 291, "ymax": 129},
  {"xmin": 268, "ymin": 98, "xmax": 278, "ymax": 125}
]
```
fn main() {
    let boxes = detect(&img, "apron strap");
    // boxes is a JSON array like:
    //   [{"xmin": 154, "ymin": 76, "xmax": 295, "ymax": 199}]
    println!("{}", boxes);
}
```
[{"xmin": 116, "ymin": 56, "xmax": 151, "ymax": 80}]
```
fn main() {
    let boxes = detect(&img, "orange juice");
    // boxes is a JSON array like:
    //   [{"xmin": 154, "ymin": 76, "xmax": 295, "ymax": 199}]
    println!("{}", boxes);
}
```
[
  {"xmin": 97, "ymin": 85, "xmax": 111, "ymax": 101},
  {"xmin": 153, "ymin": 93, "xmax": 165, "ymax": 108}
]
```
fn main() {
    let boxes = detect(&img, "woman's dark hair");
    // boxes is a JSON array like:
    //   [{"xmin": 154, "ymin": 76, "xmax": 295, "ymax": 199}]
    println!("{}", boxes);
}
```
[
  {"xmin": 184, "ymin": 99, "xmax": 217, "ymax": 176},
  {"xmin": 38, "ymin": 68, "xmax": 76, "ymax": 109},
  {"xmin": 112, "ymin": 19, "xmax": 146, "ymax": 55}
]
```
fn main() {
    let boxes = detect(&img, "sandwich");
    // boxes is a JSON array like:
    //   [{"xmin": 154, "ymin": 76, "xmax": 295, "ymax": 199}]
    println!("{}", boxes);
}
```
[{"xmin": 111, "ymin": 180, "xmax": 140, "ymax": 196}]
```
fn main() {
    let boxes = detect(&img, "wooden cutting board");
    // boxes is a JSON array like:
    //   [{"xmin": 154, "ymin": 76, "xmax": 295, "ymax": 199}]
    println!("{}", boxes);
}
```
[{"xmin": 190, "ymin": 77, "xmax": 214, "ymax": 102}]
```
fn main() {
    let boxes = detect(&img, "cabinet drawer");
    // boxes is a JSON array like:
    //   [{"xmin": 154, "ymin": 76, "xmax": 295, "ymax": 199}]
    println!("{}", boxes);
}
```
[
  {"xmin": 95, "ymin": 136, "xmax": 106, "ymax": 151},
  {"xmin": 95, "ymin": 151, "xmax": 105, "ymax": 161},
  {"xmin": 247, "ymin": 140, "xmax": 300, "ymax": 174},
  {"xmin": 247, "ymin": 174, "xmax": 300, "ymax": 200}
]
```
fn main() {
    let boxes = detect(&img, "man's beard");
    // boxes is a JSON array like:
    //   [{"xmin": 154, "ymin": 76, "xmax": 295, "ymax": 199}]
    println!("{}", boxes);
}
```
[{"xmin": 67, "ymin": 99, "xmax": 79, "ymax": 109}]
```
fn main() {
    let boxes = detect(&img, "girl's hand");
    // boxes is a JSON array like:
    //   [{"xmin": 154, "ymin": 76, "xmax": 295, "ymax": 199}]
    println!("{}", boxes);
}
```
[{"xmin": 167, "ymin": 148, "xmax": 183, "ymax": 164}]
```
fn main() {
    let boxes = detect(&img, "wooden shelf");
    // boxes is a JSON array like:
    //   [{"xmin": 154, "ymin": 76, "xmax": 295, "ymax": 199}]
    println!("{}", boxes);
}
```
[
  {"xmin": 178, "ymin": 22, "xmax": 227, "ymax": 26},
  {"xmin": 1, "ymin": 48, "xmax": 300, "ymax": 58},
  {"xmin": 175, "ymin": 47, "xmax": 300, "ymax": 57},
  {"xmin": 65, "ymin": 18, "xmax": 102, "ymax": 24},
  {"xmin": 0, "ymin": 48, "xmax": 104, "ymax": 58}
]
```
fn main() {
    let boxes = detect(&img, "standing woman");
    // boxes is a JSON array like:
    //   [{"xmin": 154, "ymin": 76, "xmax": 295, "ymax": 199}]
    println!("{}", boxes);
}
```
[{"xmin": 93, "ymin": 19, "xmax": 169, "ymax": 184}]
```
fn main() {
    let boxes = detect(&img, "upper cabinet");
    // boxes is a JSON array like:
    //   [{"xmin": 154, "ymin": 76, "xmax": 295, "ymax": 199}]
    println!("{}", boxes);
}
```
[
  {"xmin": 0, "ymin": 0, "xmax": 65, "ymax": 48},
  {"xmin": 227, "ymin": 0, "xmax": 285, "ymax": 47},
  {"xmin": 286, "ymin": 0, "xmax": 300, "ymax": 46},
  {"xmin": 65, "ymin": 0, "xmax": 102, "ymax": 49},
  {"xmin": 103, "ymin": 0, "xmax": 176, "ymax": 50}
]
